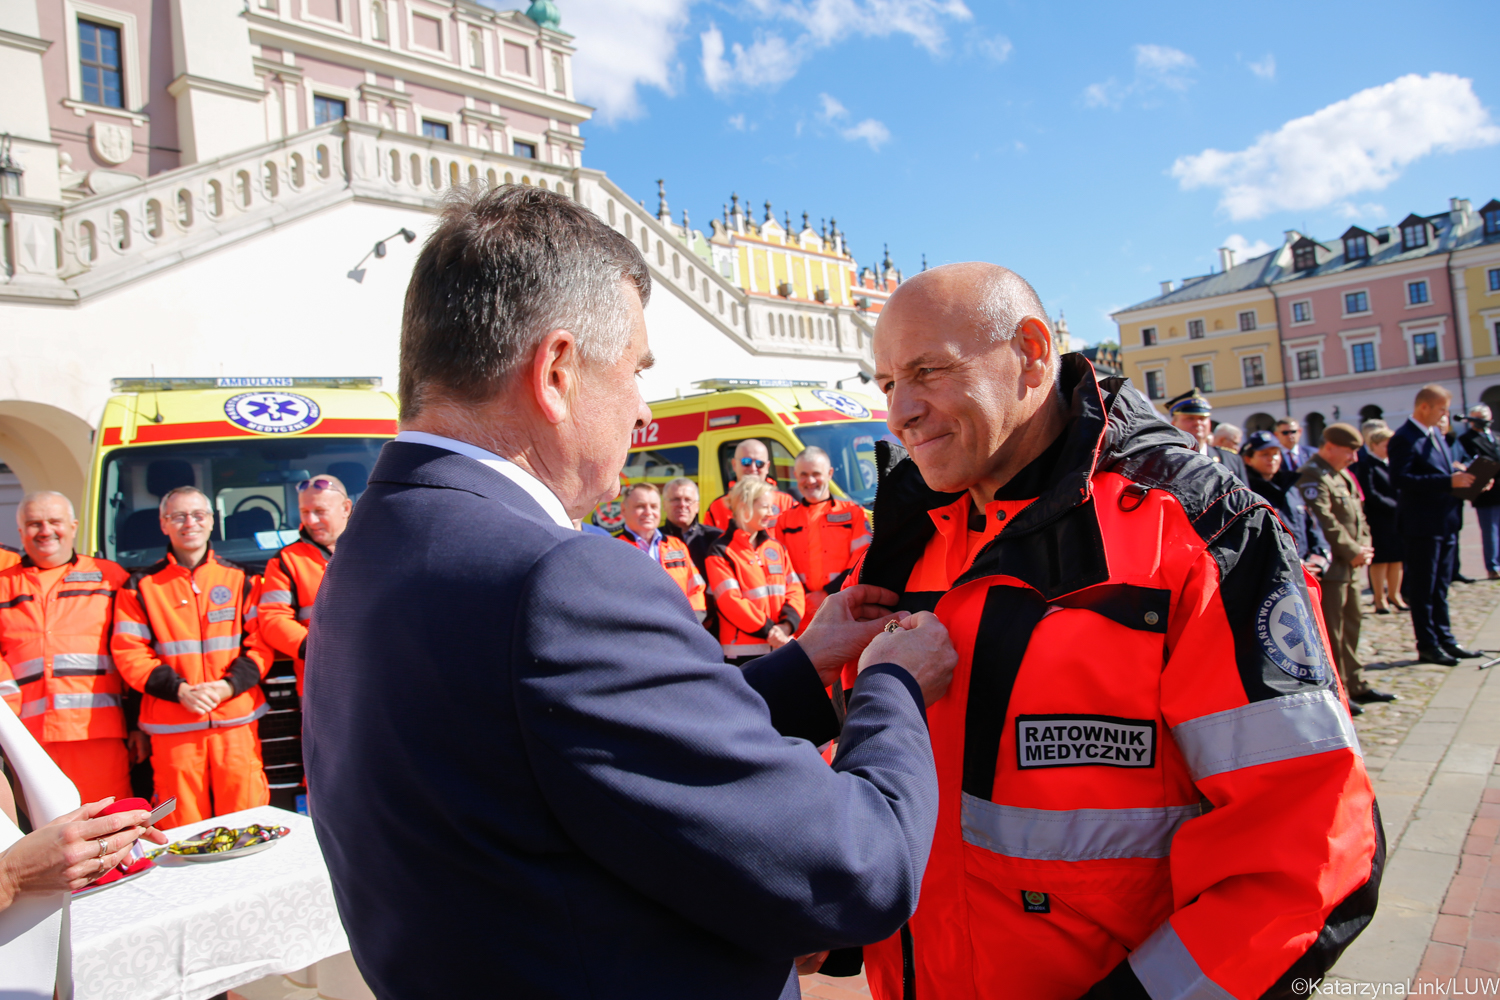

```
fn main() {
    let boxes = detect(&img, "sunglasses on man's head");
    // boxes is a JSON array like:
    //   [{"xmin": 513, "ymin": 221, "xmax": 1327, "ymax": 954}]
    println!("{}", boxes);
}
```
[
  {"xmin": 738, "ymin": 458, "xmax": 768, "ymax": 470},
  {"xmin": 297, "ymin": 478, "xmax": 344, "ymax": 494}
]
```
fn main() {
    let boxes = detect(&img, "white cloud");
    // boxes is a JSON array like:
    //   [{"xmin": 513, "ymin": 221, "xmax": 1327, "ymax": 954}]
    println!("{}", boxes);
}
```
[
  {"xmin": 1248, "ymin": 53, "xmax": 1275, "ymax": 80},
  {"xmin": 842, "ymin": 118, "xmax": 891, "ymax": 151},
  {"xmin": 546, "ymin": 0, "xmax": 697, "ymax": 122},
  {"xmin": 727, "ymin": 113, "xmax": 748, "ymax": 131},
  {"xmin": 1171, "ymin": 73, "xmax": 1500, "ymax": 220},
  {"xmin": 1335, "ymin": 201, "xmax": 1386, "ymax": 220},
  {"xmin": 968, "ymin": 30, "xmax": 1013, "ymax": 62},
  {"xmin": 1222, "ymin": 234, "xmax": 1274, "ymax": 260},
  {"xmin": 704, "ymin": 0, "xmax": 972, "ymax": 93},
  {"xmin": 1084, "ymin": 44, "xmax": 1195, "ymax": 108},
  {"xmin": 816, "ymin": 92, "xmax": 889, "ymax": 150}
]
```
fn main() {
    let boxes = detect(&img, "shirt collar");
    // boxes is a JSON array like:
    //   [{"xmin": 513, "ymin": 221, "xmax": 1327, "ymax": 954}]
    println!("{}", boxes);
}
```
[
  {"xmin": 624, "ymin": 526, "xmax": 662, "ymax": 547},
  {"xmin": 395, "ymin": 430, "xmax": 574, "ymax": 530}
]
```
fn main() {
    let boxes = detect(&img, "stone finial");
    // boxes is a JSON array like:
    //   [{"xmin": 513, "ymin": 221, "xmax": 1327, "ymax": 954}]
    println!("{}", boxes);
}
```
[
  {"xmin": 764, "ymin": 199, "xmax": 773, "ymax": 223},
  {"xmin": 802, "ymin": 211, "xmax": 810, "ymax": 232},
  {"xmin": 921, "ymin": 253, "xmax": 928, "ymax": 272},
  {"xmin": 657, "ymin": 179, "xmax": 670, "ymax": 223}
]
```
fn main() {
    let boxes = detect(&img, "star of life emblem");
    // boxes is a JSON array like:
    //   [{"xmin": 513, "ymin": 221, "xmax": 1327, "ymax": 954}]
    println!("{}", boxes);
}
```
[
  {"xmin": 1255, "ymin": 583, "xmax": 1325, "ymax": 682},
  {"xmin": 811, "ymin": 389, "xmax": 870, "ymax": 419},
  {"xmin": 224, "ymin": 392, "xmax": 321, "ymax": 435}
]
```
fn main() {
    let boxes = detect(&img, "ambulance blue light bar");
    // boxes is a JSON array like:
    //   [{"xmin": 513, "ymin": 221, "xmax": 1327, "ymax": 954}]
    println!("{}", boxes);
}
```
[
  {"xmin": 111, "ymin": 377, "xmax": 383, "ymax": 392},
  {"xmin": 692, "ymin": 378, "xmax": 826, "ymax": 390}
]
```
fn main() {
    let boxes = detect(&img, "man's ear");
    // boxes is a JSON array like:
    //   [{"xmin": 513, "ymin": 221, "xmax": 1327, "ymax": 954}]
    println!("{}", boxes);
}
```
[
  {"xmin": 1016, "ymin": 316, "xmax": 1053, "ymax": 389},
  {"xmin": 530, "ymin": 329, "xmax": 578, "ymax": 426}
]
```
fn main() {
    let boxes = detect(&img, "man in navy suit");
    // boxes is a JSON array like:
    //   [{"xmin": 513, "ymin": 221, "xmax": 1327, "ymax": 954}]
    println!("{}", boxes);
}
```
[
  {"xmin": 1389, "ymin": 384, "xmax": 1482, "ymax": 665},
  {"xmin": 1274, "ymin": 418, "xmax": 1317, "ymax": 487},
  {"xmin": 303, "ymin": 185, "xmax": 957, "ymax": 1000}
]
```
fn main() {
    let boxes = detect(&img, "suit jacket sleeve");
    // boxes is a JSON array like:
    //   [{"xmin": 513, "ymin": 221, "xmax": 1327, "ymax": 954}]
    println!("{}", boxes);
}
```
[
  {"xmin": 513, "ymin": 535, "xmax": 937, "ymax": 960},
  {"xmin": 1389, "ymin": 430, "xmax": 1452, "ymax": 495}
]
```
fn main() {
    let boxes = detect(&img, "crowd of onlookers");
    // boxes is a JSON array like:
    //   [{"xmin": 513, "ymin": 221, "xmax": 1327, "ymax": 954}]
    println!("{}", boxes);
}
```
[{"xmin": 1167, "ymin": 382, "xmax": 1494, "ymax": 715}]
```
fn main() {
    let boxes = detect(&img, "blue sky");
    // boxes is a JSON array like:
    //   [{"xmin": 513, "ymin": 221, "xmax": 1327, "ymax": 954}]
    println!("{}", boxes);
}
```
[{"xmin": 531, "ymin": 0, "xmax": 1500, "ymax": 346}]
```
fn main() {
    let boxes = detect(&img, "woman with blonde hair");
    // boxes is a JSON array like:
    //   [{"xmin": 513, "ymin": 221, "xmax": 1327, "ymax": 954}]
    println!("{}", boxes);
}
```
[
  {"xmin": 1352, "ymin": 425, "xmax": 1406, "ymax": 613},
  {"xmin": 703, "ymin": 478, "xmax": 806, "ymax": 665}
]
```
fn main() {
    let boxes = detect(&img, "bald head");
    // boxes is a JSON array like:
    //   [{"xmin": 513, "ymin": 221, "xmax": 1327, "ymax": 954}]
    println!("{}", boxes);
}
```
[
  {"xmin": 873, "ymin": 262, "xmax": 1066, "ymax": 505},
  {"xmin": 732, "ymin": 438, "xmax": 772, "ymax": 483}
]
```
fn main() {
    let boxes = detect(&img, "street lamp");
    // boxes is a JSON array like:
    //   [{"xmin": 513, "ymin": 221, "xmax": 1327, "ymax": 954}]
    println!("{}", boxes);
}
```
[{"xmin": 347, "ymin": 227, "xmax": 417, "ymax": 283}]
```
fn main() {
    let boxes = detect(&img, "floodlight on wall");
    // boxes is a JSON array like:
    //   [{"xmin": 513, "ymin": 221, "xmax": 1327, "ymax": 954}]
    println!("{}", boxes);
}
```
[
  {"xmin": 836, "ymin": 372, "xmax": 873, "ymax": 389},
  {"xmin": 347, "ymin": 227, "xmax": 418, "ymax": 283}
]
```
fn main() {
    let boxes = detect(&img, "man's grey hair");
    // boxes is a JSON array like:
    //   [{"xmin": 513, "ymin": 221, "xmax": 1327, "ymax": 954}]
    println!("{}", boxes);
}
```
[
  {"xmin": 17, "ymin": 490, "xmax": 75, "ymax": 523},
  {"xmin": 1210, "ymin": 423, "xmax": 1242, "ymax": 447},
  {"xmin": 158, "ymin": 485, "xmax": 210, "ymax": 515},
  {"xmin": 795, "ymin": 446, "xmax": 831, "ymax": 465},
  {"xmin": 1471, "ymin": 405, "xmax": 1493, "ymax": 420},
  {"xmin": 398, "ymin": 185, "xmax": 651, "ymax": 419},
  {"xmin": 1360, "ymin": 418, "xmax": 1388, "ymax": 436},
  {"xmin": 663, "ymin": 477, "xmax": 698, "ymax": 496},
  {"xmin": 974, "ymin": 267, "xmax": 1050, "ymax": 345}
]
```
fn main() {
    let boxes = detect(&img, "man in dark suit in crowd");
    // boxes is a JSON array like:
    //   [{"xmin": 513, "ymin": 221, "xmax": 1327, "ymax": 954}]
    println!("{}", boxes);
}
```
[
  {"xmin": 1275, "ymin": 418, "xmax": 1317, "ymax": 486},
  {"xmin": 1389, "ymin": 384, "xmax": 1482, "ymax": 666},
  {"xmin": 1459, "ymin": 404, "xmax": 1500, "ymax": 579},
  {"xmin": 303, "ymin": 185, "xmax": 957, "ymax": 1000}
]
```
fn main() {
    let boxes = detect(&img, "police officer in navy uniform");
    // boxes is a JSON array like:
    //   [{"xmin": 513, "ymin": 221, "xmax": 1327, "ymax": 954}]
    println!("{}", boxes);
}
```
[
  {"xmin": 1241, "ymin": 430, "xmax": 1330, "ymax": 573},
  {"xmin": 1294, "ymin": 423, "xmax": 1395, "ymax": 713},
  {"xmin": 1165, "ymin": 388, "xmax": 1247, "ymax": 485}
]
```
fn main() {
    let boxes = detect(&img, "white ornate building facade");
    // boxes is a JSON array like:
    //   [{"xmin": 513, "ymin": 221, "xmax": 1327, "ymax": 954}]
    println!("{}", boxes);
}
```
[{"xmin": 0, "ymin": 0, "xmax": 877, "ymax": 514}]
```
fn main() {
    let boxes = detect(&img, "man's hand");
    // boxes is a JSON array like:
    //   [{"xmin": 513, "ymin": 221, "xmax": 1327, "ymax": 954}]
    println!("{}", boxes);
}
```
[
  {"xmin": 178, "ymin": 680, "xmax": 233, "ymax": 716},
  {"xmin": 1454, "ymin": 471, "xmax": 1477, "ymax": 490},
  {"xmin": 796, "ymin": 952, "xmax": 829, "ymax": 976},
  {"xmin": 766, "ymin": 625, "xmax": 792, "ymax": 650},
  {"xmin": 857, "ymin": 611, "xmax": 958, "ymax": 706},
  {"xmin": 1304, "ymin": 553, "xmax": 1329, "ymax": 574},
  {"xmin": 126, "ymin": 730, "xmax": 150, "ymax": 765},
  {"xmin": 794, "ymin": 584, "xmax": 906, "ymax": 688},
  {"xmin": 1351, "ymin": 545, "xmax": 1376, "ymax": 568}
]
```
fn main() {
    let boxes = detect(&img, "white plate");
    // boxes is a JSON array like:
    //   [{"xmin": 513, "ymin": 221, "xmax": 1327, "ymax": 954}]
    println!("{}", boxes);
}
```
[
  {"xmin": 170, "ymin": 837, "xmax": 283, "ymax": 863},
  {"xmin": 73, "ymin": 864, "xmax": 154, "ymax": 898}
]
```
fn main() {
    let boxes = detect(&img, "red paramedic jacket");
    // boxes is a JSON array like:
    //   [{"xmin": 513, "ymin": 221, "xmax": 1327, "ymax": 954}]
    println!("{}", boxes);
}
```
[{"xmin": 844, "ymin": 355, "xmax": 1382, "ymax": 1000}]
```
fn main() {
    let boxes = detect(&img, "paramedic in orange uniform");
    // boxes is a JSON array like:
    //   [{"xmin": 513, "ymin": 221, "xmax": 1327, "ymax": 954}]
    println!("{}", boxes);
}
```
[
  {"xmin": 836, "ymin": 263, "xmax": 1381, "ymax": 999},
  {"xmin": 614, "ymin": 483, "xmax": 707, "ymax": 620},
  {"xmin": 702, "ymin": 439, "xmax": 795, "ymax": 538},
  {"xmin": 777, "ymin": 447, "xmax": 870, "ymax": 630},
  {"xmin": 704, "ymin": 478, "xmax": 805, "ymax": 665},
  {"xmin": 0, "ymin": 492, "xmax": 135, "ymax": 802},
  {"xmin": 258, "ymin": 475, "xmax": 351, "ymax": 696},
  {"xmin": 112, "ymin": 486, "xmax": 271, "ymax": 829}
]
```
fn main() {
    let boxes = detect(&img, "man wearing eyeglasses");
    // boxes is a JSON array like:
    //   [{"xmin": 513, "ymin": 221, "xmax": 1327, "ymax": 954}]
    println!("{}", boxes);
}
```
[
  {"xmin": 112, "ymin": 485, "xmax": 273, "ymax": 829},
  {"xmin": 258, "ymin": 476, "xmax": 352, "ymax": 696},
  {"xmin": 703, "ymin": 439, "xmax": 795, "ymax": 538},
  {"xmin": 1275, "ymin": 419, "xmax": 1316, "ymax": 484}
]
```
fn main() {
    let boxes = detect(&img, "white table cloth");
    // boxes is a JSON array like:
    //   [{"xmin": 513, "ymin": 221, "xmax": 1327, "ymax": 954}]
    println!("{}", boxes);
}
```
[{"xmin": 71, "ymin": 806, "xmax": 350, "ymax": 1000}]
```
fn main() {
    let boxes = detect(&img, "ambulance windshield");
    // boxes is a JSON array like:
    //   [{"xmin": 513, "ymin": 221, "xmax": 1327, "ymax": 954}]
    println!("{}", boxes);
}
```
[
  {"xmin": 98, "ymin": 437, "xmax": 388, "ymax": 570},
  {"xmin": 794, "ymin": 421, "xmax": 897, "ymax": 507}
]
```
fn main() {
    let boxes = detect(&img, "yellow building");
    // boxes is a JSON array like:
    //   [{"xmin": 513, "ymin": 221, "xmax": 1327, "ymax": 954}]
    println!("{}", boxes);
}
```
[
  {"xmin": 1114, "ymin": 257, "xmax": 1287, "ymax": 429},
  {"xmin": 1455, "ymin": 200, "xmax": 1500, "ymax": 394},
  {"xmin": 703, "ymin": 195, "xmax": 857, "ymax": 308}
]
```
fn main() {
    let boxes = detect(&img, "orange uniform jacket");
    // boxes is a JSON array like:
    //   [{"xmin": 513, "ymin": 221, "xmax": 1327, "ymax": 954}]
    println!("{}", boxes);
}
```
[
  {"xmin": 702, "ymin": 480, "xmax": 796, "ymax": 539},
  {"xmin": 615, "ymin": 530, "xmax": 707, "ymax": 620},
  {"xmin": 0, "ymin": 555, "xmax": 130, "ymax": 743},
  {"xmin": 257, "ymin": 532, "xmax": 331, "ymax": 696},
  {"xmin": 111, "ymin": 550, "xmax": 271, "ymax": 735},
  {"xmin": 0, "ymin": 546, "xmax": 21, "ymax": 572},
  {"xmin": 777, "ymin": 496, "xmax": 870, "ymax": 624},
  {"xmin": 704, "ymin": 526, "xmax": 806, "ymax": 658},
  {"xmin": 845, "ymin": 356, "xmax": 1382, "ymax": 1000}
]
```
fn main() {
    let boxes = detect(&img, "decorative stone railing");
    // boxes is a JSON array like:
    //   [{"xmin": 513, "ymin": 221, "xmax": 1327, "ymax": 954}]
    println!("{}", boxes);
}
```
[{"xmin": 0, "ymin": 119, "xmax": 871, "ymax": 369}]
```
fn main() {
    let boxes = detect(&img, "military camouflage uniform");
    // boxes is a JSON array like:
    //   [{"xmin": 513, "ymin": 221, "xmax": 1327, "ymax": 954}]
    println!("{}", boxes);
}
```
[{"xmin": 1295, "ymin": 454, "xmax": 1372, "ymax": 698}]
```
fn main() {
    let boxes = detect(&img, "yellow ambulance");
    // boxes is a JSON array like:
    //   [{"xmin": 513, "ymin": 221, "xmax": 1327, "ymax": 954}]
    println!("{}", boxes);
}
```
[
  {"xmin": 595, "ymin": 378, "xmax": 892, "ymax": 530},
  {"xmin": 84, "ymin": 377, "xmax": 397, "ymax": 571}
]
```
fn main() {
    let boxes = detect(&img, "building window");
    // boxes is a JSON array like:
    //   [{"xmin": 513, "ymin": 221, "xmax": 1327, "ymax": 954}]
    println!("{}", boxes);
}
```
[
  {"xmin": 1413, "ymin": 331, "xmax": 1440, "ymax": 365},
  {"xmin": 1141, "ymin": 326, "xmax": 1157, "ymax": 346},
  {"xmin": 504, "ymin": 40, "xmax": 530, "ymax": 75},
  {"xmin": 1345, "ymin": 235, "xmax": 1368, "ymax": 261},
  {"xmin": 1350, "ymin": 342, "xmax": 1377, "ymax": 373},
  {"xmin": 313, "ymin": 96, "xmax": 346, "ymax": 126},
  {"xmin": 1487, "ymin": 207, "xmax": 1500, "ymax": 238},
  {"xmin": 78, "ymin": 20, "xmax": 123, "ymax": 109},
  {"xmin": 1238, "ymin": 310, "xmax": 1257, "ymax": 332},
  {"xmin": 1488, "ymin": 267, "xmax": 1499, "ymax": 292},
  {"xmin": 1494, "ymin": 321, "xmax": 1500, "ymax": 354},
  {"xmin": 552, "ymin": 52, "xmax": 566, "ymax": 93},
  {"xmin": 1191, "ymin": 363, "xmax": 1214, "ymax": 393},
  {"xmin": 411, "ymin": 13, "xmax": 443, "ymax": 50},
  {"xmin": 1144, "ymin": 370, "xmax": 1165, "ymax": 400},
  {"xmin": 1292, "ymin": 300, "xmax": 1312, "ymax": 323},
  {"xmin": 1402, "ymin": 220, "xmax": 1428, "ymax": 251},
  {"xmin": 1293, "ymin": 244, "xmax": 1317, "ymax": 271},
  {"xmin": 1242, "ymin": 356, "xmax": 1265, "ymax": 387},
  {"xmin": 370, "ymin": 0, "xmax": 388, "ymax": 41},
  {"xmin": 1187, "ymin": 318, "xmax": 1205, "ymax": 339},
  {"xmin": 1344, "ymin": 290, "xmax": 1369, "ymax": 315},
  {"xmin": 469, "ymin": 29, "xmax": 484, "ymax": 69},
  {"xmin": 421, "ymin": 120, "xmax": 450, "ymax": 141},
  {"xmin": 1296, "ymin": 350, "xmax": 1320, "ymax": 381},
  {"xmin": 512, "ymin": 140, "xmax": 536, "ymax": 159},
  {"xmin": 1408, "ymin": 280, "xmax": 1430, "ymax": 305}
]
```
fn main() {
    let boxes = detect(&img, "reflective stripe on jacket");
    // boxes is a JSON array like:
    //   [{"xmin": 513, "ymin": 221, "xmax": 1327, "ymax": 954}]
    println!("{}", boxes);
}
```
[
  {"xmin": 0, "ymin": 554, "xmax": 129, "ymax": 742},
  {"xmin": 702, "ymin": 481, "xmax": 796, "ymax": 539},
  {"xmin": 111, "ymin": 550, "xmax": 271, "ymax": 735},
  {"xmin": 258, "ymin": 534, "xmax": 330, "ymax": 696},
  {"xmin": 776, "ymin": 496, "xmax": 870, "ymax": 624},
  {"xmin": 704, "ymin": 525, "xmax": 805, "ymax": 658},
  {"xmin": 615, "ymin": 532, "xmax": 707, "ymax": 618},
  {"xmin": 849, "ymin": 356, "xmax": 1382, "ymax": 1000}
]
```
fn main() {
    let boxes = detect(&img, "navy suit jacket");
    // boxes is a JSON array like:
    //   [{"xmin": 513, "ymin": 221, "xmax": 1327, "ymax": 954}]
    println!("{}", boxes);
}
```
[
  {"xmin": 1388, "ymin": 419, "xmax": 1461, "ymax": 537},
  {"xmin": 303, "ymin": 442, "xmax": 938, "ymax": 1000}
]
